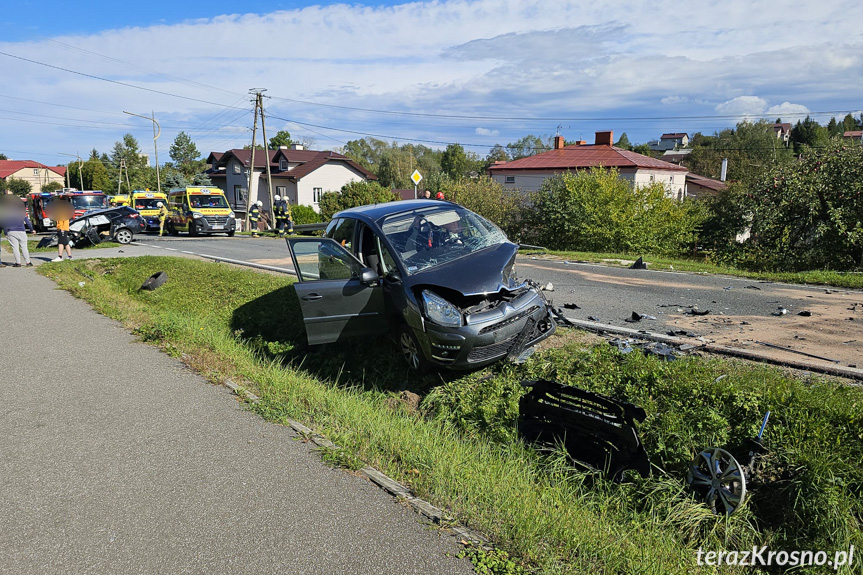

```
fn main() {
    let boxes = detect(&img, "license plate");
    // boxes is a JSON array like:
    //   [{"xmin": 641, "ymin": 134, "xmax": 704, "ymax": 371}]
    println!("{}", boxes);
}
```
[{"xmin": 212, "ymin": 224, "xmax": 223, "ymax": 230}]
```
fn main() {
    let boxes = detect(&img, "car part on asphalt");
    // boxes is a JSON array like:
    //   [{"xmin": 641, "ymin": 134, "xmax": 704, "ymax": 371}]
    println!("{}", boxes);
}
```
[
  {"xmin": 518, "ymin": 379, "xmax": 651, "ymax": 480},
  {"xmin": 629, "ymin": 257, "xmax": 647, "ymax": 269},
  {"xmin": 140, "ymin": 271, "xmax": 168, "ymax": 291},
  {"xmin": 754, "ymin": 341, "xmax": 840, "ymax": 364}
]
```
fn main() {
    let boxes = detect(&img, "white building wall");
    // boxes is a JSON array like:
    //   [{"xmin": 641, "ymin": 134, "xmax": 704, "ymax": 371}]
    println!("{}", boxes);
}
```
[
  {"xmin": 492, "ymin": 167, "xmax": 687, "ymax": 198},
  {"xmin": 6, "ymin": 167, "xmax": 65, "ymax": 194},
  {"xmin": 296, "ymin": 162, "xmax": 367, "ymax": 212}
]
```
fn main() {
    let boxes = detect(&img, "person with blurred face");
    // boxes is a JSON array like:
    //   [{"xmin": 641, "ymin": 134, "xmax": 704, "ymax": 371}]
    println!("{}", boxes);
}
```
[
  {"xmin": 49, "ymin": 200, "xmax": 74, "ymax": 262},
  {"xmin": 0, "ymin": 196, "xmax": 36, "ymax": 267}
]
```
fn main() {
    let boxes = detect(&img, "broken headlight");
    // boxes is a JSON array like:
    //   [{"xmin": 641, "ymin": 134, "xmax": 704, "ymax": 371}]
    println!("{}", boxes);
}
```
[{"xmin": 421, "ymin": 290, "xmax": 461, "ymax": 327}]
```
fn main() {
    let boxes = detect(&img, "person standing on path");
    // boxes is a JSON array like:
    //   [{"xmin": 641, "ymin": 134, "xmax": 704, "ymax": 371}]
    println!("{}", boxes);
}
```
[
  {"xmin": 157, "ymin": 202, "xmax": 169, "ymax": 236},
  {"xmin": 0, "ymin": 195, "xmax": 36, "ymax": 267},
  {"xmin": 49, "ymin": 200, "xmax": 74, "ymax": 262},
  {"xmin": 273, "ymin": 195, "xmax": 285, "ymax": 237},
  {"xmin": 249, "ymin": 201, "xmax": 262, "ymax": 237}
]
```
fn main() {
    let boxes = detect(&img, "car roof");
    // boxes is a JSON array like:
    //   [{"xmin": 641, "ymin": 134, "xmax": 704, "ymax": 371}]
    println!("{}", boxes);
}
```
[{"xmin": 334, "ymin": 199, "xmax": 457, "ymax": 224}]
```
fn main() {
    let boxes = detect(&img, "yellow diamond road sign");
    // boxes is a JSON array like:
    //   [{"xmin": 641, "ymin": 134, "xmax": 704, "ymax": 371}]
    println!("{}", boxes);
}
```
[{"xmin": 410, "ymin": 170, "xmax": 423, "ymax": 185}]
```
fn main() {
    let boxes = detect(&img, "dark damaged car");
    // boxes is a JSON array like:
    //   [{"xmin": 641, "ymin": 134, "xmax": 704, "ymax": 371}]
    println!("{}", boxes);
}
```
[{"xmin": 283, "ymin": 199, "xmax": 556, "ymax": 370}]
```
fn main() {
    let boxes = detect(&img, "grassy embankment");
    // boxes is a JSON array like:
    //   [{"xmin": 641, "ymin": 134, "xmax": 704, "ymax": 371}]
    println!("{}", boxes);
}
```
[
  {"xmin": 40, "ymin": 256, "xmax": 863, "ymax": 574},
  {"xmin": 539, "ymin": 249, "xmax": 863, "ymax": 290},
  {"xmin": 0, "ymin": 238, "xmax": 122, "ymax": 254}
]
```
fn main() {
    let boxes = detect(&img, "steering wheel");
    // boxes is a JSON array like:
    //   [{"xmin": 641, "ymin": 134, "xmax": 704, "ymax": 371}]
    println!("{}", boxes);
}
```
[{"xmin": 412, "ymin": 216, "xmax": 434, "ymax": 251}]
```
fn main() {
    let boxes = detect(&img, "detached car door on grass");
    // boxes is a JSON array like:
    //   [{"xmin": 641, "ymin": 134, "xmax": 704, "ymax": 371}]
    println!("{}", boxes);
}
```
[{"xmin": 285, "ymin": 237, "xmax": 388, "ymax": 345}]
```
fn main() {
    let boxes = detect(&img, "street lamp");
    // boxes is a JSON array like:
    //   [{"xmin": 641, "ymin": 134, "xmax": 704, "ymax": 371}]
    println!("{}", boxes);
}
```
[
  {"xmin": 123, "ymin": 111, "xmax": 161, "ymax": 193},
  {"xmin": 58, "ymin": 152, "xmax": 83, "ymax": 190}
]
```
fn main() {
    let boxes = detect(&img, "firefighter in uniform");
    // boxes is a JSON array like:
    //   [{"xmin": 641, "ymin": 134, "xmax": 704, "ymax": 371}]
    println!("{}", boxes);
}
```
[
  {"xmin": 273, "ymin": 194, "xmax": 285, "ymax": 237},
  {"xmin": 157, "ymin": 201, "xmax": 169, "ymax": 236},
  {"xmin": 249, "ymin": 201, "xmax": 262, "ymax": 237}
]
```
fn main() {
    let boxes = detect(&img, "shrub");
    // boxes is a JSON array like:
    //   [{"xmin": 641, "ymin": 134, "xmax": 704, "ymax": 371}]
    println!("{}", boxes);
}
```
[
  {"xmin": 521, "ymin": 169, "xmax": 705, "ymax": 255},
  {"xmin": 442, "ymin": 176, "xmax": 524, "ymax": 238},
  {"xmin": 318, "ymin": 180, "xmax": 399, "ymax": 220},
  {"xmin": 290, "ymin": 204, "xmax": 322, "ymax": 225}
]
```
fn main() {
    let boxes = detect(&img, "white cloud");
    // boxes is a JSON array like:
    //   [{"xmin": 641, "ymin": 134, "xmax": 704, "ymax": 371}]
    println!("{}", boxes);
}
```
[{"xmin": 1, "ymin": 0, "xmax": 863, "ymax": 160}]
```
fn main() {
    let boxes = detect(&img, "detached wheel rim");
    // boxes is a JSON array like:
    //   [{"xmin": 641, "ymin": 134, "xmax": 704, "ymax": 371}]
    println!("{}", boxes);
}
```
[
  {"xmin": 686, "ymin": 447, "xmax": 746, "ymax": 515},
  {"xmin": 399, "ymin": 331, "xmax": 421, "ymax": 370},
  {"xmin": 115, "ymin": 228, "xmax": 133, "ymax": 244}
]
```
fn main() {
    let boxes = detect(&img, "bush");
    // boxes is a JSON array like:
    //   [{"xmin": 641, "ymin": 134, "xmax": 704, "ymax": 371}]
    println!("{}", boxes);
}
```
[
  {"xmin": 723, "ymin": 141, "xmax": 863, "ymax": 271},
  {"xmin": 318, "ymin": 180, "xmax": 399, "ymax": 220},
  {"xmin": 443, "ymin": 176, "xmax": 524, "ymax": 238},
  {"xmin": 521, "ymin": 169, "xmax": 705, "ymax": 255},
  {"xmin": 290, "ymin": 204, "xmax": 322, "ymax": 225},
  {"xmin": 5, "ymin": 177, "xmax": 32, "ymax": 197}
]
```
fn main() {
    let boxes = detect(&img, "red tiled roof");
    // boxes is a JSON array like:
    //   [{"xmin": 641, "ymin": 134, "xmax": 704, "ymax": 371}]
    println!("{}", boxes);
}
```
[
  {"xmin": 212, "ymin": 148, "xmax": 377, "ymax": 180},
  {"xmin": 487, "ymin": 145, "xmax": 687, "ymax": 173},
  {"xmin": 0, "ymin": 160, "xmax": 66, "ymax": 179},
  {"xmin": 843, "ymin": 130, "xmax": 863, "ymax": 138},
  {"xmin": 773, "ymin": 123, "xmax": 792, "ymax": 133},
  {"xmin": 660, "ymin": 133, "xmax": 687, "ymax": 139}
]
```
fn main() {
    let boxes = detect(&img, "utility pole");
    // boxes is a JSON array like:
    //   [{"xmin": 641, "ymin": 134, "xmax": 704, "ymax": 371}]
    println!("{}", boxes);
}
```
[
  {"xmin": 246, "ymin": 94, "xmax": 260, "ymax": 232},
  {"xmin": 256, "ymin": 90, "xmax": 276, "ymax": 221},
  {"xmin": 123, "ymin": 111, "xmax": 161, "ymax": 193},
  {"xmin": 58, "ymin": 153, "xmax": 83, "ymax": 190}
]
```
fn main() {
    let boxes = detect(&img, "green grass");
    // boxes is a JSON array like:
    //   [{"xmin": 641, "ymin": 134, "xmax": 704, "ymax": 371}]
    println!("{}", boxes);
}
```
[
  {"xmin": 0, "ymin": 238, "xmax": 123, "ymax": 253},
  {"xmin": 40, "ymin": 256, "xmax": 863, "ymax": 574},
  {"xmin": 538, "ymin": 249, "xmax": 863, "ymax": 290}
]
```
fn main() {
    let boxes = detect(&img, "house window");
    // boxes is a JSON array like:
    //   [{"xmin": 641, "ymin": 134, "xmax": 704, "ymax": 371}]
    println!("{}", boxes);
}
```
[
  {"xmin": 313, "ymin": 187, "xmax": 323, "ymax": 203},
  {"xmin": 280, "ymin": 159, "xmax": 288, "ymax": 170},
  {"xmin": 504, "ymin": 176, "xmax": 515, "ymax": 184},
  {"xmin": 33, "ymin": 168, "xmax": 40, "ymax": 176},
  {"xmin": 232, "ymin": 162, "xmax": 241, "ymax": 174},
  {"xmin": 276, "ymin": 186, "xmax": 287, "ymax": 199},
  {"xmin": 233, "ymin": 185, "xmax": 247, "ymax": 205}
]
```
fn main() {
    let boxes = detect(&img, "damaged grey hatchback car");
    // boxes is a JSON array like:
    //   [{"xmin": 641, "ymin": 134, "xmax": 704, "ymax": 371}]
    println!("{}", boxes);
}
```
[{"xmin": 283, "ymin": 199, "xmax": 556, "ymax": 371}]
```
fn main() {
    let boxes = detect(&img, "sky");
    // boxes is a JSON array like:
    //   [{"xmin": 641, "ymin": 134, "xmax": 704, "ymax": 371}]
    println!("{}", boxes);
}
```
[{"xmin": 1, "ymin": 0, "xmax": 862, "ymax": 168}]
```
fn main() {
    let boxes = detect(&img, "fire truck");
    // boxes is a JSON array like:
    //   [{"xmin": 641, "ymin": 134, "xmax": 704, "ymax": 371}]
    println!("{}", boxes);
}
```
[{"xmin": 27, "ymin": 189, "xmax": 109, "ymax": 231}]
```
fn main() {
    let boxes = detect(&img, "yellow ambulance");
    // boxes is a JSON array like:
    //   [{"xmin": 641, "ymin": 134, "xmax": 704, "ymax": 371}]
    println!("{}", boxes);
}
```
[
  {"xmin": 166, "ymin": 187, "xmax": 236, "ymax": 236},
  {"xmin": 131, "ymin": 190, "xmax": 169, "ymax": 232}
]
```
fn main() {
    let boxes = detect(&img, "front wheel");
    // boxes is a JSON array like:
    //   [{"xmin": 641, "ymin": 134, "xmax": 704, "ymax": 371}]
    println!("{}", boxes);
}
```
[
  {"xmin": 114, "ymin": 227, "xmax": 134, "ymax": 244},
  {"xmin": 189, "ymin": 221, "xmax": 198, "ymax": 237},
  {"xmin": 227, "ymin": 230, "xmax": 235, "ymax": 237},
  {"xmin": 398, "ymin": 325, "xmax": 430, "ymax": 373}
]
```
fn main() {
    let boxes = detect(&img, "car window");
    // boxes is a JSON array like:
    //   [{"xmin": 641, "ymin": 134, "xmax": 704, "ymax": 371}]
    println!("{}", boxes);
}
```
[
  {"xmin": 327, "ymin": 218, "xmax": 356, "ymax": 252},
  {"xmin": 379, "ymin": 205, "xmax": 508, "ymax": 275},
  {"xmin": 291, "ymin": 239, "xmax": 363, "ymax": 281}
]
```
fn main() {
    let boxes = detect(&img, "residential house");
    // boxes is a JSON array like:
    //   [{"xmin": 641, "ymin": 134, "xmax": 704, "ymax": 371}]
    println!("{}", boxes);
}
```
[
  {"xmin": 0, "ymin": 160, "xmax": 66, "ymax": 194},
  {"xmin": 685, "ymin": 173, "xmax": 727, "ymax": 199},
  {"xmin": 772, "ymin": 123, "xmax": 792, "ymax": 144},
  {"xmin": 205, "ymin": 144, "xmax": 376, "ymax": 216},
  {"xmin": 843, "ymin": 130, "xmax": 863, "ymax": 140},
  {"xmin": 488, "ymin": 131, "xmax": 689, "ymax": 199},
  {"xmin": 661, "ymin": 149, "xmax": 692, "ymax": 166}
]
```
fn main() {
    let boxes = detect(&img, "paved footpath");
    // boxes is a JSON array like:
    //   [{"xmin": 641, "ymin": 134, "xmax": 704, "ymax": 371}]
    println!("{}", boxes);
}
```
[{"xmin": 0, "ymin": 248, "xmax": 471, "ymax": 574}]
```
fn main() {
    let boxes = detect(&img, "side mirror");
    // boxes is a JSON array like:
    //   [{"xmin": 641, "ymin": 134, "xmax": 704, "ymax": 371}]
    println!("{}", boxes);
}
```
[{"xmin": 359, "ymin": 267, "xmax": 380, "ymax": 285}]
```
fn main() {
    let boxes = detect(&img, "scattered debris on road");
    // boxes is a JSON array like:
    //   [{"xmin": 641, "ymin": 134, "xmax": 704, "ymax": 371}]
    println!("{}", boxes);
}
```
[
  {"xmin": 772, "ymin": 307, "xmax": 788, "ymax": 316},
  {"xmin": 563, "ymin": 302, "xmax": 581, "ymax": 310},
  {"xmin": 755, "ymin": 341, "xmax": 840, "ymax": 363},
  {"xmin": 629, "ymin": 257, "xmax": 648, "ymax": 270}
]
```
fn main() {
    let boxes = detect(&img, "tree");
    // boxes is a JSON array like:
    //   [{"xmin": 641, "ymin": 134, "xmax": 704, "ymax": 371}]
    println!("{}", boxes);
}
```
[
  {"xmin": 108, "ymin": 134, "xmax": 153, "ymax": 193},
  {"xmin": 442, "ymin": 176, "xmax": 522, "ymax": 237},
  {"xmin": 80, "ymin": 150, "xmax": 114, "ymax": 192},
  {"xmin": 5, "ymin": 177, "xmax": 32, "ymax": 197},
  {"xmin": 169, "ymin": 131, "xmax": 204, "ymax": 179},
  {"xmin": 614, "ymin": 133, "xmax": 632, "ymax": 150},
  {"xmin": 318, "ymin": 181, "xmax": 399, "ymax": 220},
  {"xmin": 486, "ymin": 144, "xmax": 509, "ymax": 165},
  {"xmin": 441, "ymin": 143, "xmax": 470, "ymax": 179},
  {"xmin": 268, "ymin": 130, "xmax": 292, "ymax": 150},
  {"xmin": 42, "ymin": 181, "xmax": 64, "ymax": 194},
  {"xmin": 521, "ymin": 168, "xmax": 704, "ymax": 255},
  {"xmin": 505, "ymin": 134, "xmax": 551, "ymax": 160},
  {"xmin": 0, "ymin": 153, "xmax": 7, "ymax": 160},
  {"xmin": 791, "ymin": 115, "xmax": 829, "ymax": 152}
]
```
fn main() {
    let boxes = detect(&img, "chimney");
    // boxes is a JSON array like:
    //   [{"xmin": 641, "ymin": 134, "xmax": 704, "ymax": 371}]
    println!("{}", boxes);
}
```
[
  {"xmin": 720, "ymin": 158, "xmax": 728, "ymax": 182},
  {"xmin": 553, "ymin": 135, "xmax": 565, "ymax": 149},
  {"xmin": 291, "ymin": 143, "xmax": 304, "ymax": 151},
  {"xmin": 595, "ymin": 131, "xmax": 613, "ymax": 146},
  {"xmin": 279, "ymin": 145, "xmax": 288, "ymax": 150},
  {"xmin": 573, "ymin": 140, "xmax": 587, "ymax": 146}
]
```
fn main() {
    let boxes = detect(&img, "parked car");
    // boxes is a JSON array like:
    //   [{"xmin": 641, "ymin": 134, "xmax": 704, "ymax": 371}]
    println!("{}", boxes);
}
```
[
  {"xmin": 69, "ymin": 206, "xmax": 145, "ymax": 245},
  {"xmin": 283, "ymin": 199, "xmax": 556, "ymax": 371}
]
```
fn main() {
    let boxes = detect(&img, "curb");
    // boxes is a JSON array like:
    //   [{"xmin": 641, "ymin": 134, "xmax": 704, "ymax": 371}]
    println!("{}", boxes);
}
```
[
  {"xmin": 222, "ymin": 379, "xmax": 488, "ymax": 545},
  {"xmin": 562, "ymin": 317, "xmax": 863, "ymax": 381}
]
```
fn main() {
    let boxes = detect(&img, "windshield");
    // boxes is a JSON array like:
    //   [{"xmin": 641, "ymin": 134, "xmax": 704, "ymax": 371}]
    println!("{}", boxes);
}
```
[
  {"xmin": 189, "ymin": 194, "xmax": 229, "ymax": 208},
  {"xmin": 380, "ymin": 205, "xmax": 508, "ymax": 275},
  {"xmin": 67, "ymin": 195, "xmax": 108, "ymax": 210},
  {"xmin": 134, "ymin": 198, "xmax": 166, "ymax": 210}
]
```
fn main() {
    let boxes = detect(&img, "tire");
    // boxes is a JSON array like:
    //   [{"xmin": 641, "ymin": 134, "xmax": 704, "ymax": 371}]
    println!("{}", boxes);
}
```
[
  {"xmin": 227, "ymin": 231, "xmax": 235, "ymax": 237},
  {"xmin": 140, "ymin": 271, "xmax": 168, "ymax": 291},
  {"xmin": 169, "ymin": 222, "xmax": 179, "ymax": 236},
  {"xmin": 114, "ymin": 227, "xmax": 134, "ymax": 244},
  {"xmin": 189, "ymin": 221, "xmax": 198, "ymax": 237},
  {"xmin": 398, "ymin": 325, "xmax": 430, "ymax": 373}
]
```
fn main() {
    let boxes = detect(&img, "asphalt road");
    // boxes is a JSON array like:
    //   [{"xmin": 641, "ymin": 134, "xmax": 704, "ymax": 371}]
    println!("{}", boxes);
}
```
[{"xmin": 0, "ymin": 263, "xmax": 471, "ymax": 575}]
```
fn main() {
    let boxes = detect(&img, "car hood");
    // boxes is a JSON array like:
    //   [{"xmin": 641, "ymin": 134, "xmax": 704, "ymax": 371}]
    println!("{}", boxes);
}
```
[{"xmin": 407, "ymin": 242, "xmax": 519, "ymax": 297}]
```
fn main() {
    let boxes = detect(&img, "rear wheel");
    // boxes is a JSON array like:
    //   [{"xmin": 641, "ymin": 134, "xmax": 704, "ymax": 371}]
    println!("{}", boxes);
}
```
[
  {"xmin": 169, "ymin": 222, "xmax": 178, "ymax": 236},
  {"xmin": 114, "ymin": 227, "xmax": 133, "ymax": 244}
]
